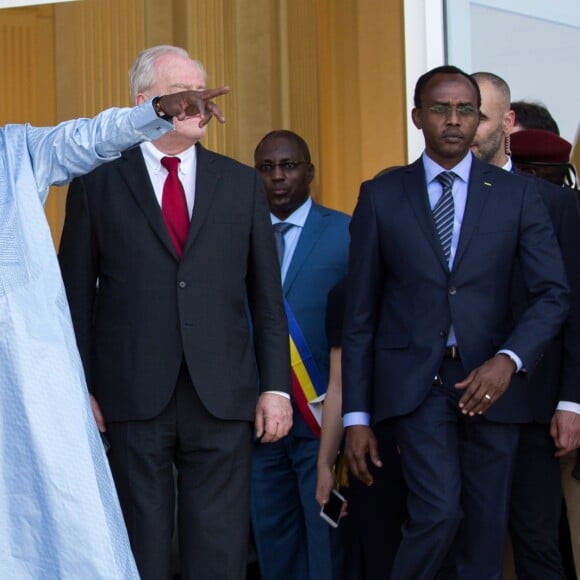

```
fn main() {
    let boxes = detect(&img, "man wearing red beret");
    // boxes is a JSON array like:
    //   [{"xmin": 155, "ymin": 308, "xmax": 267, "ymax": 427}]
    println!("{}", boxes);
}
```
[{"xmin": 511, "ymin": 128, "xmax": 578, "ymax": 189}]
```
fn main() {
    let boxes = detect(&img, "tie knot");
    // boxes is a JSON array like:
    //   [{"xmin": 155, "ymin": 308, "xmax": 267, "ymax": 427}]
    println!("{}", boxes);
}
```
[
  {"xmin": 436, "ymin": 171, "xmax": 456, "ymax": 191},
  {"xmin": 273, "ymin": 222, "xmax": 293, "ymax": 236},
  {"xmin": 161, "ymin": 156, "xmax": 181, "ymax": 173}
]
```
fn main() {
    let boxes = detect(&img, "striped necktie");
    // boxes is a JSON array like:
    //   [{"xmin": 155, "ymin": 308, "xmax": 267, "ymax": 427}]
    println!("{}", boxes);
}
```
[{"xmin": 433, "ymin": 171, "xmax": 457, "ymax": 262}]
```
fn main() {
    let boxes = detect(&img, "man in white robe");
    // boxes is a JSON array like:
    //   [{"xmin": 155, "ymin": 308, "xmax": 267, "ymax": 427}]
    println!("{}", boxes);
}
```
[{"xmin": 0, "ymin": 88, "xmax": 226, "ymax": 579}]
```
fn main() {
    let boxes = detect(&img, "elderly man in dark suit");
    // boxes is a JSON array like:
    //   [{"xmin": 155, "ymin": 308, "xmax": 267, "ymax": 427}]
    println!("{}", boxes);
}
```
[
  {"xmin": 471, "ymin": 71, "xmax": 580, "ymax": 580},
  {"xmin": 59, "ymin": 45, "xmax": 292, "ymax": 580},
  {"xmin": 342, "ymin": 65, "xmax": 570, "ymax": 580}
]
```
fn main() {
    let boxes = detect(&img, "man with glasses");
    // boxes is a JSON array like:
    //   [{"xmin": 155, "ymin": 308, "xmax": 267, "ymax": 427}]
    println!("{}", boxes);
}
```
[
  {"xmin": 342, "ymin": 65, "xmax": 569, "ymax": 579},
  {"xmin": 251, "ymin": 130, "xmax": 351, "ymax": 580}
]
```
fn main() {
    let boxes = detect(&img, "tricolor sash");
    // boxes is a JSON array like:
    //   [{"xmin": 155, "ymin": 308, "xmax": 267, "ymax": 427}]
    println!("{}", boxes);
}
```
[{"xmin": 284, "ymin": 299, "xmax": 325, "ymax": 437}]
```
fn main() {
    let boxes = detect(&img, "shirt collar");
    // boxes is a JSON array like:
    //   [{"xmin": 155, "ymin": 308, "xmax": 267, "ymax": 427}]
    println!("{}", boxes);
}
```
[
  {"xmin": 422, "ymin": 150, "xmax": 473, "ymax": 185},
  {"xmin": 140, "ymin": 141, "xmax": 197, "ymax": 176},
  {"xmin": 271, "ymin": 196, "xmax": 312, "ymax": 227}
]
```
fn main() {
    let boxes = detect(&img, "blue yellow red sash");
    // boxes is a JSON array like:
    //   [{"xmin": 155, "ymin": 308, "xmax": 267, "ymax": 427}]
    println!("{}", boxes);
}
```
[{"xmin": 284, "ymin": 300, "xmax": 325, "ymax": 437}]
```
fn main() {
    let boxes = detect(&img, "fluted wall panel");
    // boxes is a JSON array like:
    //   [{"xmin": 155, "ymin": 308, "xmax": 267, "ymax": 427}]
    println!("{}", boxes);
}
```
[
  {"xmin": 1, "ymin": 0, "xmax": 407, "ymax": 240},
  {"xmin": 64, "ymin": 0, "xmax": 146, "ymax": 114},
  {"xmin": 175, "ymin": 0, "xmax": 237, "ymax": 157},
  {"xmin": 0, "ymin": 6, "xmax": 54, "ymax": 125}
]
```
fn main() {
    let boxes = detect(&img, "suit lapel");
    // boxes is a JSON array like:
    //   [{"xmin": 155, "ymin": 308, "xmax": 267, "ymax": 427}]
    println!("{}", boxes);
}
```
[
  {"xmin": 404, "ymin": 158, "xmax": 449, "ymax": 272},
  {"xmin": 452, "ymin": 157, "xmax": 492, "ymax": 271},
  {"xmin": 118, "ymin": 147, "xmax": 177, "ymax": 258},
  {"xmin": 284, "ymin": 203, "xmax": 328, "ymax": 295},
  {"xmin": 182, "ymin": 144, "xmax": 220, "ymax": 255}
]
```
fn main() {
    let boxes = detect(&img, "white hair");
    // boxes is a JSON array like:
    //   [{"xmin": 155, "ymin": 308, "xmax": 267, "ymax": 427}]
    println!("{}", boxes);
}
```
[{"xmin": 128, "ymin": 45, "xmax": 207, "ymax": 101}]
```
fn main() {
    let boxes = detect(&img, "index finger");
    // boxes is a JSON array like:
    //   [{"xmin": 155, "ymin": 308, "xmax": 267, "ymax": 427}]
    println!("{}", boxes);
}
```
[
  {"xmin": 457, "ymin": 376, "xmax": 485, "ymax": 415},
  {"xmin": 198, "ymin": 86, "xmax": 230, "ymax": 99},
  {"xmin": 259, "ymin": 417, "xmax": 279, "ymax": 443}
]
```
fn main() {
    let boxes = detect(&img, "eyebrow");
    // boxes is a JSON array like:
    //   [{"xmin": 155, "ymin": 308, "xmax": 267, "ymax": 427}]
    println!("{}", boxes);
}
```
[
  {"xmin": 432, "ymin": 100, "xmax": 475, "ymax": 105},
  {"xmin": 170, "ymin": 82, "xmax": 206, "ymax": 90}
]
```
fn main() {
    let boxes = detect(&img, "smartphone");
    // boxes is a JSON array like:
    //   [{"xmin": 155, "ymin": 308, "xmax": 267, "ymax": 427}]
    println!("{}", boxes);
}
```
[{"xmin": 319, "ymin": 489, "xmax": 346, "ymax": 528}]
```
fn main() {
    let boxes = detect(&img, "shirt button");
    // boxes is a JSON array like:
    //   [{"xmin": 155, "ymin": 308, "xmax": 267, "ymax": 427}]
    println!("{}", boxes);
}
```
[
  {"xmin": 179, "ymin": 281, "xmax": 187, "ymax": 288},
  {"xmin": 448, "ymin": 286, "xmax": 457, "ymax": 295}
]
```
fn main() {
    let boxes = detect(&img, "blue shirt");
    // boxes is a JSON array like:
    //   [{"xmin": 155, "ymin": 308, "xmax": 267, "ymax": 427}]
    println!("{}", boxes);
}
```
[{"xmin": 271, "ymin": 197, "xmax": 312, "ymax": 282}]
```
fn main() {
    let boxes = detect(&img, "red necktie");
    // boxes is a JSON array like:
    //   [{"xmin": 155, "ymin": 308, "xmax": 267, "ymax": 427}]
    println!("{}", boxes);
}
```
[{"xmin": 161, "ymin": 156, "xmax": 190, "ymax": 257}]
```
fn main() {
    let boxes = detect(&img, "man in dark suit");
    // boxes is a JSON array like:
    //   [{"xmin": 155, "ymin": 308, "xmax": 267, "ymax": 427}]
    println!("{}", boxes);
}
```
[
  {"xmin": 471, "ymin": 71, "xmax": 580, "ymax": 579},
  {"xmin": 58, "ymin": 45, "xmax": 292, "ymax": 580},
  {"xmin": 342, "ymin": 65, "xmax": 570, "ymax": 580},
  {"xmin": 250, "ymin": 130, "xmax": 351, "ymax": 580}
]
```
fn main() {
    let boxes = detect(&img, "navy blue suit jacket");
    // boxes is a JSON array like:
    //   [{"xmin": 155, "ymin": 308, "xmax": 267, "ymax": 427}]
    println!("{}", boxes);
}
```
[
  {"xmin": 342, "ymin": 156, "xmax": 570, "ymax": 425},
  {"xmin": 511, "ymin": 175, "xmax": 580, "ymax": 422},
  {"xmin": 284, "ymin": 202, "xmax": 350, "ymax": 437}
]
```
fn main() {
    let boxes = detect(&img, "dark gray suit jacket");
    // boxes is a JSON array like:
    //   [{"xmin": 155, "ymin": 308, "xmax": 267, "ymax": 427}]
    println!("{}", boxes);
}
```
[{"xmin": 59, "ymin": 143, "xmax": 290, "ymax": 423}]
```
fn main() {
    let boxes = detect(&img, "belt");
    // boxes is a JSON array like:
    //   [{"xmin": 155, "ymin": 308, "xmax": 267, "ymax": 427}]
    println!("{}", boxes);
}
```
[{"xmin": 444, "ymin": 345, "xmax": 460, "ymax": 360}]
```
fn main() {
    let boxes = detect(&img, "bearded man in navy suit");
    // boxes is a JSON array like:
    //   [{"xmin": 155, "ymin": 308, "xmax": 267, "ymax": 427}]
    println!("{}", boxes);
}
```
[
  {"xmin": 471, "ymin": 71, "xmax": 580, "ymax": 579},
  {"xmin": 342, "ymin": 66, "xmax": 570, "ymax": 580}
]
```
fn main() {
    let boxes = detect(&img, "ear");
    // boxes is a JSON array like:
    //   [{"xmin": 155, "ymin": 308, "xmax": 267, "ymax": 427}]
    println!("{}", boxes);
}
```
[
  {"xmin": 411, "ymin": 108, "xmax": 422, "ymax": 130},
  {"xmin": 306, "ymin": 163, "xmax": 316, "ymax": 185},
  {"xmin": 135, "ymin": 93, "xmax": 148, "ymax": 106},
  {"xmin": 503, "ymin": 109, "xmax": 515, "ymax": 135}
]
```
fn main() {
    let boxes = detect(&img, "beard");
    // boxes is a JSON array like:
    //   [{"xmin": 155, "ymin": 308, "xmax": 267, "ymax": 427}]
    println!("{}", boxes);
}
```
[{"xmin": 473, "ymin": 125, "xmax": 504, "ymax": 163}]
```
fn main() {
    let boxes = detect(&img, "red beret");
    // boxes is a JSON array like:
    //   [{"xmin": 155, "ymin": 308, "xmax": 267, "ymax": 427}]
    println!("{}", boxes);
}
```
[{"xmin": 510, "ymin": 129, "xmax": 572, "ymax": 165}]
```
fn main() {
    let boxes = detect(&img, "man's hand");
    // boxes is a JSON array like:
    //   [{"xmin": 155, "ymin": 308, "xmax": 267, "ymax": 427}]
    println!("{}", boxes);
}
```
[
  {"xmin": 455, "ymin": 354, "xmax": 515, "ymax": 416},
  {"xmin": 89, "ymin": 394, "xmax": 106, "ymax": 433},
  {"xmin": 255, "ymin": 393, "xmax": 292, "ymax": 443},
  {"xmin": 345, "ymin": 425, "xmax": 382, "ymax": 486},
  {"xmin": 550, "ymin": 410, "xmax": 580, "ymax": 457},
  {"xmin": 158, "ymin": 87, "xmax": 230, "ymax": 126}
]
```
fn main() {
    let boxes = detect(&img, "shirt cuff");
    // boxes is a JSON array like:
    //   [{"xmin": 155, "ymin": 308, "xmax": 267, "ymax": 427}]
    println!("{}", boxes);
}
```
[
  {"xmin": 129, "ymin": 99, "xmax": 175, "ymax": 141},
  {"xmin": 496, "ymin": 349, "xmax": 523, "ymax": 373},
  {"xmin": 343, "ymin": 412, "xmax": 370, "ymax": 427},
  {"xmin": 556, "ymin": 401, "xmax": 580, "ymax": 415},
  {"xmin": 262, "ymin": 390, "xmax": 291, "ymax": 400}
]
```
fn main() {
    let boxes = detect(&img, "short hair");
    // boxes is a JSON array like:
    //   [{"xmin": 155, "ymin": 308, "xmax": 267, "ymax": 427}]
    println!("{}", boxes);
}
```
[
  {"xmin": 471, "ymin": 71, "xmax": 511, "ymax": 104},
  {"xmin": 511, "ymin": 101, "xmax": 560, "ymax": 135},
  {"xmin": 128, "ymin": 45, "xmax": 207, "ymax": 101},
  {"xmin": 414, "ymin": 65, "xmax": 481, "ymax": 109},
  {"xmin": 254, "ymin": 130, "xmax": 312, "ymax": 164}
]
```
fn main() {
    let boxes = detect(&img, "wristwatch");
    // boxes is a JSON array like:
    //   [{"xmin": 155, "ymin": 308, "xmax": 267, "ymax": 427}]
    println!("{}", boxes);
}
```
[{"xmin": 152, "ymin": 96, "xmax": 173, "ymax": 121}]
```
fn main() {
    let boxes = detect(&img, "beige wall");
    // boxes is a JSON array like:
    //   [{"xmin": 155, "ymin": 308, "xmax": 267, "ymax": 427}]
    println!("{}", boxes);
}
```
[{"xmin": 0, "ymin": 0, "xmax": 407, "ymax": 244}]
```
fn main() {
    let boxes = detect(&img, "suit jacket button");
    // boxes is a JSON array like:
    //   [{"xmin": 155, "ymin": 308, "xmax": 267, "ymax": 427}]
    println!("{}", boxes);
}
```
[
  {"xmin": 440, "ymin": 330, "xmax": 448, "ymax": 337},
  {"xmin": 179, "ymin": 281, "xmax": 187, "ymax": 288},
  {"xmin": 448, "ymin": 286, "xmax": 457, "ymax": 295}
]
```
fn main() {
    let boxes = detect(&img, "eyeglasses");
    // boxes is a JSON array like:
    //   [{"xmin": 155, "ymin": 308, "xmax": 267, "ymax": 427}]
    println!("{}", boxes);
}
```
[
  {"xmin": 427, "ymin": 104, "xmax": 479, "ymax": 117},
  {"xmin": 256, "ymin": 161, "xmax": 309, "ymax": 174}
]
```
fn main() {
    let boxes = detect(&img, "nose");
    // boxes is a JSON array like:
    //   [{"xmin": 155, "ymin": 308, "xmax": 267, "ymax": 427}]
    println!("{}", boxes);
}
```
[
  {"xmin": 271, "ymin": 165, "xmax": 285, "ymax": 180},
  {"xmin": 446, "ymin": 109, "xmax": 460, "ymax": 125}
]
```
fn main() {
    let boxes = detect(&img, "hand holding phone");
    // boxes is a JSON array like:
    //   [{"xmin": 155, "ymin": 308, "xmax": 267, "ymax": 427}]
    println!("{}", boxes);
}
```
[{"xmin": 319, "ymin": 489, "xmax": 346, "ymax": 528}]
